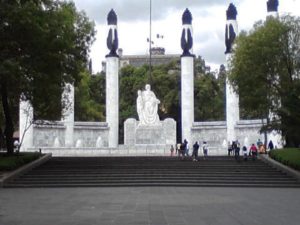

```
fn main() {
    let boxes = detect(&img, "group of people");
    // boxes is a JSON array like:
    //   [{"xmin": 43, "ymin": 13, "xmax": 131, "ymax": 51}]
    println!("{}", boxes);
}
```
[
  {"xmin": 170, "ymin": 138, "xmax": 275, "ymax": 161},
  {"xmin": 170, "ymin": 139, "xmax": 208, "ymax": 161},
  {"xmin": 227, "ymin": 139, "xmax": 275, "ymax": 161}
]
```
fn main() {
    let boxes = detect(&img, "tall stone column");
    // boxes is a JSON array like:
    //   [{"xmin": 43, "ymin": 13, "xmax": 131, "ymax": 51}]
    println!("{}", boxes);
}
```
[
  {"xmin": 225, "ymin": 3, "xmax": 240, "ymax": 143},
  {"xmin": 19, "ymin": 99, "xmax": 33, "ymax": 151},
  {"xmin": 106, "ymin": 9, "xmax": 119, "ymax": 148},
  {"xmin": 180, "ymin": 9, "xmax": 194, "ymax": 143},
  {"xmin": 62, "ymin": 83, "xmax": 74, "ymax": 147},
  {"xmin": 266, "ymin": 0, "xmax": 282, "ymax": 148}
]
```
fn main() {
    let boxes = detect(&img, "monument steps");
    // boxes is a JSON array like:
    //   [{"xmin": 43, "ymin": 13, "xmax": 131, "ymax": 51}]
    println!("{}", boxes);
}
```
[{"xmin": 4, "ymin": 156, "xmax": 300, "ymax": 188}]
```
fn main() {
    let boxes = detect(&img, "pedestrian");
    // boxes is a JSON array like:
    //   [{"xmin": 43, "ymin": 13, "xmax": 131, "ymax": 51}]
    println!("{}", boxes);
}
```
[
  {"xmin": 250, "ymin": 144, "xmax": 258, "ymax": 160},
  {"xmin": 203, "ymin": 141, "xmax": 208, "ymax": 158},
  {"xmin": 227, "ymin": 141, "xmax": 232, "ymax": 156},
  {"xmin": 242, "ymin": 146, "xmax": 247, "ymax": 161},
  {"xmin": 170, "ymin": 145, "xmax": 174, "ymax": 156},
  {"xmin": 184, "ymin": 139, "xmax": 189, "ymax": 157},
  {"xmin": 176, "ymin": 143, "xmax": 181, "ymax": 155},
  {"xmin": 192, "ymin": 141, "xmax": 200, "ymax": 161},
  {"xmin": 234, "ymin": 141, "xmax": 240, "ymax": 161},
  {"xmin": 180, "ymin": 142, "xmax": 185, "ymax": 158},
  {"xmin": 268, "ymin": 140, "xmax": 274, "ymax": 151}
]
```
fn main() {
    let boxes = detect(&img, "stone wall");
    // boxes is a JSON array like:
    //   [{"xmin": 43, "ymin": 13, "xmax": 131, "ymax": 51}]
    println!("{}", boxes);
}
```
[
  {"xmin": 191, "ymin": 120, "xmax": 265, "ymax": 155},
  {"xmin": 33, "ymin": 122, "xmax": 66, "ymax": 147},
  {"xmin": 73, "ymin": 122, "xmax": 109, "ymax": 147},
  {"xmin": 192, "ymin": 121, "xmax": 227, "ymax": 155},
  {"xmin": 32, "ymin": 121, "xmax": 109, "ymax": 148},
  {"xmin": 236, "ymin": 120, "xmax": 265, "ymax": 148}
]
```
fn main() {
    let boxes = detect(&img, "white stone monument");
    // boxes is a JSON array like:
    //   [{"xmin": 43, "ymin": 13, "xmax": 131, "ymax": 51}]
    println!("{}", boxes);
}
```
[
  {"xmin": 124, "ymin": 84, "xmax": 176, "ymax": 149},
  {"xmin": 137, "ymin": 84, "xmax": 160, "ymax": 126},
  {"xmin": 266, "ymin": 0, "xmax": 283, "ymax": 148},
  {"xmin": 106, "ymin": 9, "xmax": 119, "ymax": 148},
  {"xmin": 62, "ymin": 83, "xmax": 74, "ymax": 147},
  {"xmin": 225, "ymin": 3, "xmax": 240, "ymax": 143},
  {"xmin": 180, "ymin": 8, "xmax": 194, "ymax": 143}
]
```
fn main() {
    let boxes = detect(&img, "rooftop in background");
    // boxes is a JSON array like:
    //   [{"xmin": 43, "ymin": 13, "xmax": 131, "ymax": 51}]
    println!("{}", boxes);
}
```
[{"xmin": 101, "ymin": 48, "xmax": 180, "ymax": 72}]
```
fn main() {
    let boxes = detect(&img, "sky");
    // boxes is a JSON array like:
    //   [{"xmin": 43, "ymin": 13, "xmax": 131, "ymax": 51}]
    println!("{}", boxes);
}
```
[{"xmin": 72, "ymin": 0, "xmax": 300, "ymax": 73}]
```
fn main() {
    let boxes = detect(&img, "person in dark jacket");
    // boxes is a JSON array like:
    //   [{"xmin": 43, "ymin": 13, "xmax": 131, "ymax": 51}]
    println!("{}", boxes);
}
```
[{"xmin": 192, "ymin": 141, "xmax": 200, "ymax": 161}]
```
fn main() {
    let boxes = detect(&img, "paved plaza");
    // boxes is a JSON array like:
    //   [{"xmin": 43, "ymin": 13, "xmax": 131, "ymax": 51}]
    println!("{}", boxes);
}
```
[{"xmin": 0, "ymin": 187, "xmax": 299, "ymax": 225}]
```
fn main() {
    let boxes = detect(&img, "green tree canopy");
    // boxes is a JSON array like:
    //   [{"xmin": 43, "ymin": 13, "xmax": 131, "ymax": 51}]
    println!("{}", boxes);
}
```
[
  {"xmin": 0, "ymin": 0, "xmax": 95, "ymax": 154},
  {"xmin": 229, "ymin": 16, "xmax": 300, "ymax": 147}
]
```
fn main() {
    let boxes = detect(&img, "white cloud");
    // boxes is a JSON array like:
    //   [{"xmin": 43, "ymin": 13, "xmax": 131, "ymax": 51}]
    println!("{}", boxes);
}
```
[{"xmin": 74, "ymin": 0, "xmax": 300, "ymax": 73}]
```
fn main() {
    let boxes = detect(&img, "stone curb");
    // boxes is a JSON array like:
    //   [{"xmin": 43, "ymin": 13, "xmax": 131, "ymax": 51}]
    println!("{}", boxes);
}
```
[
  {"xmin": 0, "ymin": 153, "xmax": 52, "ymax": 187},
  {"xmin": 259, "ymin": 154, "xmax": 300, "ymax": 181}
]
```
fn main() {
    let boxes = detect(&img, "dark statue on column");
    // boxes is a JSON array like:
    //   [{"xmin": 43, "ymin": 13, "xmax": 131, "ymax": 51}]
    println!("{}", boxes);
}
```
[
  {"xmin": 225, "ymin": 3, "xmax": 237, "ymax": 54},
  {"xmin": 106, "ymin": 9, "xmax": 119, "ymax": 57},
  {"xmin": 267, "ymin": 0, "xmax": 279, "ymax": 12},
  {"xmin": 181, "ymin": 8, "xmax": 193, "ymax": 57}
]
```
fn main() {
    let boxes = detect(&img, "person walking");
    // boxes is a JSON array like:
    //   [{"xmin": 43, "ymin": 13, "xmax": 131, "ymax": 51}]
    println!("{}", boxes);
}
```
[
  {"xmin": 170, "ymin": 145, "xmax": 174, "ymax": 157},
  {"xmin": 228, "ymin": 141, "xmax": 232, "ymax": 156},
  {"xmin": 234, "ymin": 141, "xmax": 240, "ymax": 161},
  {"xmin": 268, "ymin": 140, "xmax": 274, "ymax": 151},
  {"xmin": 184, "ymin": 139, "xmax": 189, "ymax": 157},
  {"xmin": 192, "ymin": 141, "xmax": 200, "ymax": 161},
  {"xmin": 176, "ymin": 143, "xmax": 181, "ymax": 155},
  {"xmin": 242, "ymin": 146, "xmax": 248, "ymax": 161},
  {"xmin": 250, "ymin": 144, "xmax": 258, "ymax": 160},
  {"xmin": 203, "ymin": 141, "xmax": 208, "ymax": 158},
  {"xmin": 180, "ymin": 142, "xmax": 185, "ymax": 158}
]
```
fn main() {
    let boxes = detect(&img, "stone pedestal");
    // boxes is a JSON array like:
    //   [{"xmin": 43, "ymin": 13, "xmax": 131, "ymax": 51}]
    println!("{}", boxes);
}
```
[
  {"xmin": 181, "ymin": 56, "xmax": 194, "ymax": 143},
  {"xmin": 124, "ymin": 118, "xmax": 176, "ymax": 147},
  {"xmin": 62, "ymin": 83, "xmax": 74, "ymax": 147},
  {"xmin": 106, "ymin": 56, "xmax": 119, "ymax": 148},
  {"xmin": 226, "ymin": 54, "xmax": 240, "ymax": 142},
  {"xmin": 19, "ymin": 100, "xmax": 33, "ymax": 151}
]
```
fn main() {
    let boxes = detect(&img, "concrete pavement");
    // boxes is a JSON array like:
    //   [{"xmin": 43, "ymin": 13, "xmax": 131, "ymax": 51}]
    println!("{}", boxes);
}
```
[{"xmin": 0, "ymin": 187, "xmax": 299, "ymax": 225}]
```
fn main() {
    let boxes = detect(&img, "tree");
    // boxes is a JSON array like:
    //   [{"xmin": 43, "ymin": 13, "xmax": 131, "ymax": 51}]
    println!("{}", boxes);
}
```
[
  {"xmin": 194, "ymin": 57, "xmax": 225, "ymax": 121},
  {"xmin": 75, "ymin": 71, "xmax": 105, "ymax": 121},
  {"xmin": 229, "ymin": 16, "xmax": 300, "ymax": 147},
  {"xmin": 0, "ymin": 0, "xmax": 95, "ymax": 154}
]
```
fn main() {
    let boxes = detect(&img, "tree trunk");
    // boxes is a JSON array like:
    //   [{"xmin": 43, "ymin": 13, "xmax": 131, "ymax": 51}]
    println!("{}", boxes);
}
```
[{"xmin": 1, "ymin": 80, "xmax": 14, "ymax": 155}]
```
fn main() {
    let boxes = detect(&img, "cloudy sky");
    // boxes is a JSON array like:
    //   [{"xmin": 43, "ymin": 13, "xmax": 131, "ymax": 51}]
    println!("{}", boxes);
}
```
[{"xmin": 73, "ymin": 0, "xmax": 300, "ymax": 72}]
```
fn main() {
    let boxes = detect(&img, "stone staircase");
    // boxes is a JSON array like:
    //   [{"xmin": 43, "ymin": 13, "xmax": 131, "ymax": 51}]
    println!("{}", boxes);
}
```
[{"xmin": 4, "ymin": 156, "xmax": 300, "ymax": 188}]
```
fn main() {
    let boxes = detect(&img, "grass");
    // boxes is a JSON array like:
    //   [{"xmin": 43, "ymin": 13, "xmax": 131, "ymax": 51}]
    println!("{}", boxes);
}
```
[
  {"xmin": 0, "ymin": 152, "xmax": 41, "ymax": 171},
  {"xmin": 269, "ymin": 148, "xmax": 300, "ymax": 171}
]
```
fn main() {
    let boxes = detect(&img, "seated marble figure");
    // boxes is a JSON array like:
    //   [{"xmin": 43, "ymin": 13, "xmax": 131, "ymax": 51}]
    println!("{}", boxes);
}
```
[{"xmin": 136, "ymin": 84, "xmax": 160, "ymax": 125}]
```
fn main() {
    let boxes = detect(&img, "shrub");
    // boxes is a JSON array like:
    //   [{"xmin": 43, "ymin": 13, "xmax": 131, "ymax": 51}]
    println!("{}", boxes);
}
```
[
  {"xmin": 269, "ymin": 148, "xmax": 300, "ymax": 171},
  {"xmin": 0, "ymin": 152, "xmax": 41, "ymax": 171}
]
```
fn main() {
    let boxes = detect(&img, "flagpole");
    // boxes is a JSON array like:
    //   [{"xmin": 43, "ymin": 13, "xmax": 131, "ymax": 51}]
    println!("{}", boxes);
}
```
[{"xmin": 149, "ymin": 0, "xmax": 152, "ymax": 84}]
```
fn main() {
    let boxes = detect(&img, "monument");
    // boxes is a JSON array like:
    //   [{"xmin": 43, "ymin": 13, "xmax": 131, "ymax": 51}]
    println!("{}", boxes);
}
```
[
  {"xmin": 225, "ymin": 3, "xmax": 240, "ymax": 144},
  {"xmin": 106, "ymin": 9, "xmax": 119, "ymax": 148},
  {"xmin": 19, "ymin": 2, "xmax": 283, "ymax": 156},
  {"xmin": 180, "ymin": 8, "xmax": 194, "ymax": 143},
  {"xmin": 137, "ymin": 84, "xmax": 160, "ymax": 126},
  {"xmin": 124, "ymin": 84, "xmax": 176, "ymax": 150}
]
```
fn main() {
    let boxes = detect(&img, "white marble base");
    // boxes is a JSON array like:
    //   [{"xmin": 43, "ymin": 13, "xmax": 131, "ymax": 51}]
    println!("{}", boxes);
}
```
[{"xmin": 124, "ymin": 118, "xmax": 176, "ymax": 148}]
